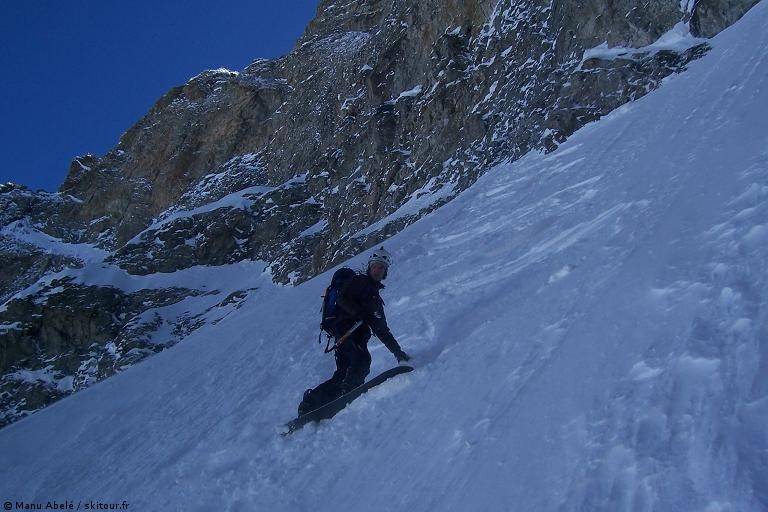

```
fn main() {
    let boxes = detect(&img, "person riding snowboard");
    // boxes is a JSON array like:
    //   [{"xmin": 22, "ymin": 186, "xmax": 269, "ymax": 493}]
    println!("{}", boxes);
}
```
[{"xmin": 298, "ymin": 246, "xmax": 410, "ymax": 416}]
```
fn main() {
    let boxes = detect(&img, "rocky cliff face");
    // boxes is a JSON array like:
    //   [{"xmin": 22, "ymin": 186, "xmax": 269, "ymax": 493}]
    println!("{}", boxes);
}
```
[{"xmin": 0, "ymin": 0, "xmax": 759, "ymax": 427}]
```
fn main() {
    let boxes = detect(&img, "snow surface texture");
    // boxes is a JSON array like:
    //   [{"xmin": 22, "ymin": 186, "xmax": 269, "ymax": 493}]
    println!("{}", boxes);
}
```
[{"xmin": 2, "ymin": 3, "xmax": 768, "ymax": 510}]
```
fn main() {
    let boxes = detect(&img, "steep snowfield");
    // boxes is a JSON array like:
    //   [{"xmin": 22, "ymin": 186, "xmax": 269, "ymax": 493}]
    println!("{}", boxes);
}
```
[{"xmin": 2, "ymin": 3, "xmax": 768, "ymax": 511}]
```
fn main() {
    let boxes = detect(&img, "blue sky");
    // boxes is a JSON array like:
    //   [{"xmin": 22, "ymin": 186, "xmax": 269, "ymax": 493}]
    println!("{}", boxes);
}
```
[{"xmin": 0, "ymin": 1, "xmax": 320, "ymax": 192}]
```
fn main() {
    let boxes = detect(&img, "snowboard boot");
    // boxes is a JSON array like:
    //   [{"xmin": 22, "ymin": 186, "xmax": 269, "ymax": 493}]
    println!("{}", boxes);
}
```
[
  {"xmin": 339, "ymin": 368, "xmax": 367, "ymax": 395},
  {"xmin": 298, "ymin": 388, "xmax": 314, "ymax": 416}
]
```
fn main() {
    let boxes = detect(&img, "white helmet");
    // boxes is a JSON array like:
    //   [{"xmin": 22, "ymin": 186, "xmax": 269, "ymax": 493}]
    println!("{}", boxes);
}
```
[{"xmin": 368, "ymin": 246, "xmax": 392, "ymax": 270}]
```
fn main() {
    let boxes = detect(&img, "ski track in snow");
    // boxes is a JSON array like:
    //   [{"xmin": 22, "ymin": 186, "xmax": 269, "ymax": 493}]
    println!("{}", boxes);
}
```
[{"xmin": 2, "ymin": 3, "xmax": 768, "ymax": 511}]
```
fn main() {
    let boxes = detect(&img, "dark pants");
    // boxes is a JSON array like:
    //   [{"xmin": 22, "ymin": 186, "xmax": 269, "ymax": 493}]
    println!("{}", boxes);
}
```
[{"xmin": 299, "ymin": 331, "xmax": 371, "ymax": 415}]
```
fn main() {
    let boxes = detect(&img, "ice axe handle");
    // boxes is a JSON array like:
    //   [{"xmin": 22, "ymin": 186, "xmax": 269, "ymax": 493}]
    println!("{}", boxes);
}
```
[{"xmin": 336, "ymin": 320, "xmax": 364, "ymax": 347}]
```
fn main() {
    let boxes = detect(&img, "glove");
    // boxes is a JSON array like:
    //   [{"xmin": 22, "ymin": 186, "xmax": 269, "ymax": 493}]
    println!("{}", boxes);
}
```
[{"xmin": 394, "ymin": 349, "xmax": 410, "ymax": 363}]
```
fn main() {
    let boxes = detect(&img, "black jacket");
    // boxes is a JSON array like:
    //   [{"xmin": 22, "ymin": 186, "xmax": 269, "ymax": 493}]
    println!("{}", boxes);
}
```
[{"xmin": 336, "ymin": 273, "xmax": 402, "ymax": 355}]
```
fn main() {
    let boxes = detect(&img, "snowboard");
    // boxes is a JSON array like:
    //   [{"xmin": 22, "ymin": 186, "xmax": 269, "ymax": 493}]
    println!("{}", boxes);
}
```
[{"xmin": 282, "ymin": 365, "xmax": 414, "ymax": 436}]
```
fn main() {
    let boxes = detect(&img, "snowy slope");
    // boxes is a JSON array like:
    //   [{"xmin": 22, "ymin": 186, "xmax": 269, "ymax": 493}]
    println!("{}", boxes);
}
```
[{"xmin": 2, "ymin": 3, "xmax": 768, "ymax": 511}]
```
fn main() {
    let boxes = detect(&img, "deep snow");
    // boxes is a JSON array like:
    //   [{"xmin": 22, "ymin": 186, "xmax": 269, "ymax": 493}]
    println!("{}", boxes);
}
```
[{"xmin": 2, "ymin": 3, "xmax": 768, "ymax": 511}]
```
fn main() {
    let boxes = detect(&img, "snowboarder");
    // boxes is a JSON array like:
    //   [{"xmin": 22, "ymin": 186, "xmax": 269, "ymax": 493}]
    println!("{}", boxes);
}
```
[{"xmin": 298, "ymin": 246, "xmax": 410, "ymax": 416}]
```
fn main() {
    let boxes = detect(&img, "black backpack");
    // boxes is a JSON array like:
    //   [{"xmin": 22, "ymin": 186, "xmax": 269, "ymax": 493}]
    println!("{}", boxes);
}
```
[{"xmin": 319, "ymin": 267, "xmax": 357, "ymax": 350}]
